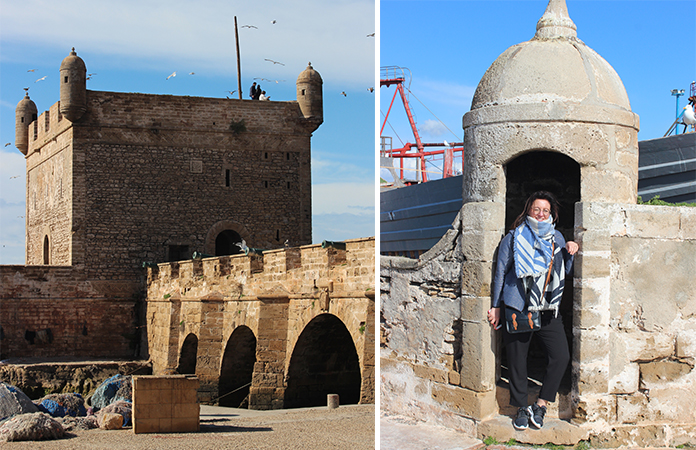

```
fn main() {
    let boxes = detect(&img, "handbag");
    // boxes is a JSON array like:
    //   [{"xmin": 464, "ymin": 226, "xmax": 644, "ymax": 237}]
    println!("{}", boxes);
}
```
[
  {"xmin": 505, "ymin": 307, "xmax": 540, "ymax": 333},
  {"xmin": 505, "ymin": 242, "xmax": 554, "ymax": 334}
]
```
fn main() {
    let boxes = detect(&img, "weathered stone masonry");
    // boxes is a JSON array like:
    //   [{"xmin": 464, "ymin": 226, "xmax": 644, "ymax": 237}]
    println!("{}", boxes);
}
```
[{"xmin": 146, "ymin": 238, "xmax": 375, "ymax": 409}]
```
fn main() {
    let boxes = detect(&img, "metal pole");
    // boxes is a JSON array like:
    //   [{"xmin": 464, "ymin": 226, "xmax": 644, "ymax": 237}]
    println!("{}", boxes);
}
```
[{"xmin": 235, "ymin": 16, "xmax": 242, "ymax": 100}]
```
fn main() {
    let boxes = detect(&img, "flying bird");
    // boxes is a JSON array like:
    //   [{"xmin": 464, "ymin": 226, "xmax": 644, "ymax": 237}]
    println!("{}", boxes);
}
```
[
  {"xmin": 86, "ymin": 73, "xmax": 97, "ymax": 80},
  {"xmin": 4, "ymin": 143, "xmax": 11, "ymax": 147},
  {"xmin": 166, "ymin": 72, "xmax": 177, "ymax": 80},
  {"xmin": 27, "ymin": 69, "xmax": 36, "ymax": 72},
  {"xmin": 189, "ymin": 72, "xmax": 195, "ymax": 75},
  {"xmin": 271, "ymin": 20, "xmax": 277, "ymax": 24},
  {"xmin": 254, "ymin": 77, "xmax": 285, "ymax": 83},
  {"xmin": 10, "ymin": 175, "xmax": 20, "ymax": 179},
  {"xmin": 264, "ymin": 58, "xmax": 285, "ymax": 66},
  {"xmin": 226, "ymin": 90, "xmax": 237, "ymax": 95},
  {"xmin": 367, "ymin": 33, "xmax": 375, "ymax": 37},
  {"xmin": 367, "ymin": 87, "xmax": 374, "ymax": 93},
  {"xmin": 340, "ymin": 91, "xmax": 347, "ymax": 97},
  {"xmin": 241, "ymin": 25, "xmax": 257, "ymax": 29},
  {"xmin": 235, "ymin": 239, "xmax": 248, "ymax": 253},
  {"xmin": 35, "ymin": 76, "xmax": 47, "ymax": 82}
]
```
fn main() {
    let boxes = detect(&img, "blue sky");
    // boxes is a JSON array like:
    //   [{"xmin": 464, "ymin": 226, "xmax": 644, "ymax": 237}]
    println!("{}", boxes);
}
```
[
  {"xmin": 0, "ymin": 0, "xmax": 376, "ymax": 264},
  {"xmin": 379, "ymin": 0, "xmax": 696, "ymax": 182}
]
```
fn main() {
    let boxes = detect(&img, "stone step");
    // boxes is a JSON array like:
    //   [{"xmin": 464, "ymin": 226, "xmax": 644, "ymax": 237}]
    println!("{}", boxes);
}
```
[
  {"xmin": 495, "ymin": 379, "xmax": 573, "ymax": 420},
  {"xmin": 478, "ymin": 415, "xmax": 589, "ymax": 446}
]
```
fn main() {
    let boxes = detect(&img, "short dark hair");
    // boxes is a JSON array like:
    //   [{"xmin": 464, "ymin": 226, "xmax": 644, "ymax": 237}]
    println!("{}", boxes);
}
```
[{"xmin": 512, "ymin": 190, "xmax": 560, "ymax": 228}]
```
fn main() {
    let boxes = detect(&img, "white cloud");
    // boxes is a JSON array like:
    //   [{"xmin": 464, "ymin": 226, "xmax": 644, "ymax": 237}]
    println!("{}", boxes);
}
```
[{"xmin": 420, "ymin": 119, "xmax": 447, "ymax": 138}]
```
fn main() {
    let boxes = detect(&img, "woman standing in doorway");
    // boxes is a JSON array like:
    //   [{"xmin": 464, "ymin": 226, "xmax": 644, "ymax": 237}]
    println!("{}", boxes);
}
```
[{"xmin": 488, "ymin": 191, "xmax": 579, "ymax": 431}]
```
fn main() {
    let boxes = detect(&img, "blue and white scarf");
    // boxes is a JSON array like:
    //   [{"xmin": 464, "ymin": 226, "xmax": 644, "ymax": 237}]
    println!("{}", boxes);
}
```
[{"xmin": 513, "ymin": 216, "xmax": 565, "ymax": 316}]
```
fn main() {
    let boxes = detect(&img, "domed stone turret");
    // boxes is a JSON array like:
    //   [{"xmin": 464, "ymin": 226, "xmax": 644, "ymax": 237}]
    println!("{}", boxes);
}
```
[
  {"xmin": 15, "ymin": 89, "xmax": 38, "ymax": 155},
  {"xmin": 296, "ymin": 62, "xmax": 323, "ymax": 125},
  {"xmin": 59, "ymin": 47, "xmax": 87, "ymax": 122},
  {"xmin": 462, "ymin": 0, "xmax": 640, "ymax": 204}
]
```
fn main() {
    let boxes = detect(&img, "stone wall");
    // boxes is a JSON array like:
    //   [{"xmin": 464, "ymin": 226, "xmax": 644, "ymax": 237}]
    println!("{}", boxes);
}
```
[
  {"xmin": 574, "ymin": 202, "xmax": 696, "ymax": 447},
  {"xmin": 0, "ymin": 265, "xmax": 139, "ymax": 359},
  {"xmin": 145, "ymin": 238, "xmax": 375, "ymax": 409},
  {"xmin": 380, "ymin": 201, "xmax": 696, "ymax": 447}
]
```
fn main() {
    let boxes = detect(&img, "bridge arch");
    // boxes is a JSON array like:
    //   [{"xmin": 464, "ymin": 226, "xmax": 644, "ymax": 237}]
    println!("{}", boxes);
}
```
[
  {"xmin": 177, "ymin": 333, "xmax": 198, "ymax": 375},
  {"xmin": 284, "ymin": 313, "xmax": 361, "ymax": 408},
  {"xmin": 218, "ymin": 325, "xmax": 257, "ymax": 407}
]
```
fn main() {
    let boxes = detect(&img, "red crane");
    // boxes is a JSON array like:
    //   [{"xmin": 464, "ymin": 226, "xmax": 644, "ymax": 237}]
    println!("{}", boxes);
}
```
[{"xmin": 380, "ymin": 66, "xmax": 463, "ymax": 184}]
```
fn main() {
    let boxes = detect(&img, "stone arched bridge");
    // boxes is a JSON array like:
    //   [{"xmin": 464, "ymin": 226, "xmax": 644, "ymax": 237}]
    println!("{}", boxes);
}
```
[{"xmin": 145, "ymin": 238, "xmax": 374, "ymax": 409}]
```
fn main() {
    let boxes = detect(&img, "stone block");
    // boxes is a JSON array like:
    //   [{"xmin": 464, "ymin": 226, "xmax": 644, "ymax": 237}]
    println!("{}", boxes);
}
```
[
  {"xmin": 677, "ymin": 327, "xmax": 696, "ymax": 358},
  {"xmin": 173, "ymin": 402, "xmax": 199, "ymax": 419},
  {"xmin": 575, "ymin": 362, "xmax": 609, "ymax": 396},
  {"xmin": 617, "ymin": 392, "xmax": 648, "ymax": 423},
  {"xmin": 576, "ymin": 229, "xmax": 611, "ymax": 253},
  {"xmin": 589, "ymin": 424, "xmax": 669, "ymax": 448},
  {"xmin": 171, "ymin": 417, "xmax": 199, "ymax": 432},
  {"xmin": 573, "ymin": 393, "xmax": 615, "ymax": 424},
  {"xmin": 640, "ymin": 360, "xmax": 692, "ymax": 385},
  {"xmin": 573, "ymin": 277, "xmax": 610, "ymax": 312},
  {"xmin": 625, "ymin": 206, "xmax": 681, "ymax": 239},
  {"xmin": 412, "ymin": 364, "xmax": 448, "ymax": 384},
  {"xmin": 573, "ymin": 328, "xmax": 609, "ymax": 363},
  {"xmin": 460, "ymin": 229, "xmax": 502, "ymax": 262},
  {"xmin": 680, "ymin": 207, "xmax": 696, "ymax": 239},
  {"xmin": 581, "ymin": 168, "xmax": 635, "ymax": 204},
  {"xmin": 459, "ymin": 202, "xmax": 505, "ymax": 233},
  {"xmin": 461, "ymin": 261, "xmax": 492, "ymax": 297},
  {"xmin": 134, "ymin": 418, "xmax": 159, "ymax": 434},
  {"xmin": 620, "ymin": 330, "xmax": 673, "ymax": 362},
  {"xmin": 574, "ymin": 251, "xmax": 611, "ymax": 278},
  {"xmin": 609, "ymin": 362, "xmax": 639, "ymax": 394},
  {"xmin": 459, "ymin": 320, "xmax": 496, "ymax": 392},
  {"xmin": 575, "ymin": 202, "xmax": 625, "ymax": 235},
  {"xmin": 573, "ymin": 300, "xmax": 608, "ymax": 329},
  {"xmin": 431, "ymin": 382, "xmax": 497, "ymax": 420}
]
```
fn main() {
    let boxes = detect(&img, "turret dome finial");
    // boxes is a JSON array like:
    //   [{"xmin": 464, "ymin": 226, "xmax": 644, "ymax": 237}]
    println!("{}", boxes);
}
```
[{"xmin": 534, "ymin": 0, "xmax": 577, "ymax": 40}]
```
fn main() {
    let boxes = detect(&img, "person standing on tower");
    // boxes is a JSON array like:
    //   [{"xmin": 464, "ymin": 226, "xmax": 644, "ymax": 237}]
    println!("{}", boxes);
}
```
[{"xmin": 249, "ymin": 82, "xmax": 257, "ymax": 99}]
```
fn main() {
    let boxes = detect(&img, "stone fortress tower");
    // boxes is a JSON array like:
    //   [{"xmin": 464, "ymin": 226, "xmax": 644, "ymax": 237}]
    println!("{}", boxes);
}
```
[
  {"xmin": 15, "ymin": 48, "xmax": 322, "ymax": 280},
  {"xmin": 381, "ymin": 0, "xmax": 696, "ymax": 446},
  {"xmin": 4, "ymin": 48, "xmax": 324, "ymax": 359}
]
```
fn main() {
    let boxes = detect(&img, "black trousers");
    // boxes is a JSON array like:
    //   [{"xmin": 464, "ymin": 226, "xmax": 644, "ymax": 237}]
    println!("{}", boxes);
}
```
[{"xmin": 504, "ymin": 311, "xmax": 569, "ymax": 407}]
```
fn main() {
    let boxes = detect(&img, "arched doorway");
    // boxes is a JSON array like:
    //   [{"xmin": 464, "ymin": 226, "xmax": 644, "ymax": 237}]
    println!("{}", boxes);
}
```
[
  {"xmin": 177, "ymin": 333, "xmax": 198, "ymax": 375},
  {"xmin": 284, "ymin": 314, "xmax": 361, "ymax": 408},
  {"xmin": 215, "ymin": 230, "xmax": 244, "ymax": 256},
  {"xmin": 503, "ymin": 150, "xmax": 580, "ymax": 403},
  {"xmin": 218, "ymin": 326, "xmax": 256, "ymax": 408}
]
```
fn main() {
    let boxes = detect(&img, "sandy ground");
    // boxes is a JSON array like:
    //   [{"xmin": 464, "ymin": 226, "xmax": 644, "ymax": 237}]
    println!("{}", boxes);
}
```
[{"xmin": 3, "ymin": 404, "xmax": 375, "ymax": 449}]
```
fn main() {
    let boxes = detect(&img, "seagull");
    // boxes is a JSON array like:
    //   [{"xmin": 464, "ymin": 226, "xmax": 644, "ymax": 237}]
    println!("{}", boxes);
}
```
[
  {"xmin": 10, "ymin": 175, "xmax": 20, "ymax": 179},
  {"xmin": 444, "ymin": 140, "xmax": 450, "ymax": 147},
  {"xmin": 86, "ymin": 73, "xmax": 97, "ymax": 80},
  {"xmin": 340, "ymin": 91, "xmax": 347, "ymax": 97},
  {"xmin": 367, "ymin": 32, "xmax": 375, "ymax": 37},
  {"xmin": 284, "ymin": 239, "xmax": 289, "ymax": 248},
  {"xmin": 241, "ymin": 25, "xmax": 257, "ymax": 29},
  {"xmin": 226, "ymin": 90, "xmax": 237, "ymax": 95},
  {"xmin": 35, "ymin": 76, "xmax": 47, "ymax": 82},
  {"xmin": 367, "ymin": 87, "xmax": 374, "ymax": 93},
  {"xmin": 166, "ymin": 71, "xmax": 177, "ymax": 80},
  {"xmin": 683, "ymin": 104, "xmax": 696, "ymax": 132},
  {"xmin": 264, "ymin": 58, "xmax": 285, "ymax": 66},
  {"xmin": 27, "ymin": 69, "xmax": 36, "ymax": 72},
  {"xmin": 271, "ymin": 20, "xmax": 277, "ymax": 24},
  {"xmin": 254, "ymin": 77, "xmax": 285, "ymax": 83},
  {"xmin": 189, "ymin": 72, "xmax": 195, "ymax": 75},
  {"xmin": 235, "ymin": 239, "xmax": 248, "ymax": 252},
  {"xmin": 4, "ymin": 143, "xmax": 11, "ymax": 147}
]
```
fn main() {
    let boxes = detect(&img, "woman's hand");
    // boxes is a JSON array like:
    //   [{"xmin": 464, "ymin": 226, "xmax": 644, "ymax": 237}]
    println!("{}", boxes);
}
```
[
  {"xmin": 487, "ymin": 307, "xmax": 501, "ymax": 330},
  {"xmin": 565, "ymin": 241, "xmax": 579, "ymax": 255}
]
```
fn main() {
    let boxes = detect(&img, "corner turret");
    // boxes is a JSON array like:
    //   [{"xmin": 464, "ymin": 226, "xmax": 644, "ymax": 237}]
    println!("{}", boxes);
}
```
[
  {"xmin": 296, "ymin": 62, "xmax": 323, "ymax": 127},
  {"xmin": 59, "ymin": 47, "xmax": 87, "ymax": 122},
  {"xmin": 15, "ymin": 89, "xmax": 38, "ymax": 155}
]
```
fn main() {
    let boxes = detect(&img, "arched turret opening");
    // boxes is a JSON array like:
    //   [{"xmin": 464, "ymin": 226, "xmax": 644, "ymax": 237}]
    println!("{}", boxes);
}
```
[
  {"xmin": 215, "ymin": 229, "xmax": 244, "ymax": 256},
  {"xmin": 500, "ymin": 150, "xmax": 580, "ymax": 404},
  {"xmin": 284, "ymin": 314, "xmax": 361, "ymax": 408},
  {"xmin": 177, "ymin": 333, "xmax": 198, "ymax": 375},
  {"xmin": 218, "ymin": 326, "xmax": 256, "ymax": 408}
]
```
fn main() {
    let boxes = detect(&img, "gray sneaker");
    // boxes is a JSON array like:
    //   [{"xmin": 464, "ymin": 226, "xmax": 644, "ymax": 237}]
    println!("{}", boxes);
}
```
[
  {"xmin": 529, "ymin": 403, "xmax": 547, "ymax": 429},
  {"xmin": 513, "ymin": 406, "xmax": 530, "ymax": 430}
]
